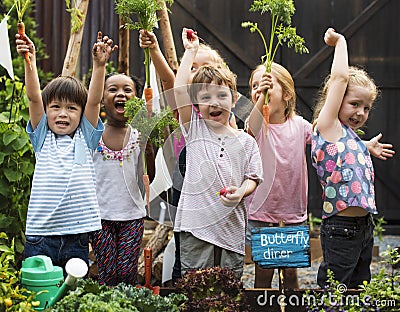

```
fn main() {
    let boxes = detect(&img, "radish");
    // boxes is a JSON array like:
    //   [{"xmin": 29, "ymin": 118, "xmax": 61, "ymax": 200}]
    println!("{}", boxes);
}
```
[
  {"xmin": 216, "ymin": 187, "xmax": 231, "ymax": 197},
  {"xmin": 186, "ymin": 29, "xmax": 195, "ymax": 41}
]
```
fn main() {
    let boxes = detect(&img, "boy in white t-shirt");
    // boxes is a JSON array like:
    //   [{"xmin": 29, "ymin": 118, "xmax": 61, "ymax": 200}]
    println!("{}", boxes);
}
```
[{"xmin": 173, "ymin": 28, "xmax": 263, "ymax": 278}]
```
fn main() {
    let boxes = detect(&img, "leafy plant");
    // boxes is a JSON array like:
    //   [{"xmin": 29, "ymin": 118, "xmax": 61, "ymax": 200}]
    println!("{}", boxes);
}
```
[
  {"xmin": 124, "ymin": 97, "xmax": 179, "ymax": 149},
  {"xmin": 174, "ymin": 267, "xmax": 250, "ymax": 312},
  {"xmin": 48, "ymin": 279, "xmax": 186, "ymax": 312},
  {"xmin": 305, "ymin": 247, "xmax": 400, "ymax": 312},
  {"xmin": 242, "ymin": 0, "xmax": 308, "ymax": 105},
  {"xmin": 114, "ymin": 0, "xmax": 173, "ymax": 88},
  {"xmin": 373, "ymin": 217, "xmax": 387, "ymax": 243},
  {"xmin": 0, "ymin": 78, "xmax": 34, "ymax": 258},
  {"xmin": 0, "ymin": 232, "xmax": 39, "ymax": 311},
  {"xmin": 65, "ymin": 0, "xmax": 85, "ymax": 33}
]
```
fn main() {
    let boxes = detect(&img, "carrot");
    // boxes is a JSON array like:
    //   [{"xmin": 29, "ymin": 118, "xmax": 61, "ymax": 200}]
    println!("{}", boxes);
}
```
[
  {"xmin": 263, "ymin": 104, "xmax": 270, "ymax": 135},
  {"xmin": 142, "ymin": 173, "xmax": 150, "ymax": 214},
  {"xmin": 144, "ymin": 87, "xmax": 153, "ymax": 117},
  {"xmin": 17, "ymin": 21, "xmax": 32, "ymax": 70}
]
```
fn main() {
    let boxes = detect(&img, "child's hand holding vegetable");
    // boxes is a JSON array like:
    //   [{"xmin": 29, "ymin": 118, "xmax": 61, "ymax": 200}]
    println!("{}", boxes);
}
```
[
  {"xmin": 15, "ymin": 33, "xmax": 35, "ymax": 66},
  {"xmin": 182, "ymin": 28, "xmax": 199, "ymax": 51},
  {"xmin": 139, "ymin": 29, "xmax": 158, "ymax": 49},
  {"xmin": 218, "ymin": 186, "xmax": 244, "ymax": 207}
]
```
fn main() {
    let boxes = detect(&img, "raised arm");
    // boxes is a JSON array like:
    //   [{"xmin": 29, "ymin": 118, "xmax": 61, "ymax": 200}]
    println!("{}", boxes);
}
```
[
  {"xmin": 247, "ymin": 73, "xmax": 273, "ymax": 136},
  {"xmin": 316, "ymin": 28, "xmax": 349, "ymax": 141},
  {"xmin": 16, "ymin": 33, "xmax": 43, "ymax": 129},
  {"xmin": 139, "ymin": 30, "xmax": 175, "ymax": 91},
  {"xmin": 85, "ymin": 32, "xmax": 118, "ymax": 127},
  {"xmin": 173, "ymin": 28, "xmax": 199, "ymax": 129}
]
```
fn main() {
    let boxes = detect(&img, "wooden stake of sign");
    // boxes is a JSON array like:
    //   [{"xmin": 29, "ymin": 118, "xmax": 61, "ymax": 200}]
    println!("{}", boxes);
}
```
[{"xmin": 278, "ymin": 221, "xmax": 285, "ymax": 312}]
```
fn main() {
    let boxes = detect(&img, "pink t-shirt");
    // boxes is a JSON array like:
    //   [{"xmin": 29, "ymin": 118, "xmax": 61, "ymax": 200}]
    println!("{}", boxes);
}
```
[{"xmin": 246, "ymin": 115, "xmax": 312, "ymax": 224}]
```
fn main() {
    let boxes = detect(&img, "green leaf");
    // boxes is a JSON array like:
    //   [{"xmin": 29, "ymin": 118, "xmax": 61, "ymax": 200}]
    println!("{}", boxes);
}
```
[
  {"xmin": 3, "ymin": 168, "xmax": 22, "ymax": 182},
  {"xmin": 3, "ymin": 130, "xmax": 18, "ymax": 146},
  {"xmin": 0, "ymin": 183, "xmax": 9, "ymax": 197},
  {"xmin": 11, "ymin": 136, "xmax": 29, "ymax": 151}
]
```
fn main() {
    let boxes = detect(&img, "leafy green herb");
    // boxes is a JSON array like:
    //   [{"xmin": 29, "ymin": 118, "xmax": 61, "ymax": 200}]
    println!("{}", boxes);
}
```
[
  {"xmin": 114, "ymin": 0, "xmax": 173, "ymax": 87},
  {"xmin": 124, "ymin": 97, "xmax": 179, "ymax": 149},
  {"xmin": 242, "ymin": 0, "xmax": 309, "ymax": 104},
  {"xmin": 65, "ymin": 0, "xmax": 85, "ymax": 33}
]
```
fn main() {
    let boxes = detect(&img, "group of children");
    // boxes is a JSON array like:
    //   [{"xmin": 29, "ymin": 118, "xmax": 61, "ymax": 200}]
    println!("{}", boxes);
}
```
[{"xmin": 16, "ymin": 24, "xmax": 395, "ymax": 290}]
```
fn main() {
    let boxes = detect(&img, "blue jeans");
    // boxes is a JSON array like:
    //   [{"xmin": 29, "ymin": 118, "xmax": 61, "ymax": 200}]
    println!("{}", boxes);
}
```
[
  {"xmin": 317, "ymin": 214, "xmax": 374, "ymax": 289},
  {"xmin": 24, "ymin": 233, "xmax": 90, "ymax": 274}
]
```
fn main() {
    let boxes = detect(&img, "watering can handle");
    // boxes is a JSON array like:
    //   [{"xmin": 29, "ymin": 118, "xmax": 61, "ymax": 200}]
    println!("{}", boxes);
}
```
[{"xmin": 25, "ymin": 255, "xmax": 54, "ymax": 271}]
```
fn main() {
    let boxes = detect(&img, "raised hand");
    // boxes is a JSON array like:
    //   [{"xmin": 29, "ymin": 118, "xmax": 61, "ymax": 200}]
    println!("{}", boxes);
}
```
[{"xmin": 92, "ymin": 31, "xmax": 118, "ymax": 66}]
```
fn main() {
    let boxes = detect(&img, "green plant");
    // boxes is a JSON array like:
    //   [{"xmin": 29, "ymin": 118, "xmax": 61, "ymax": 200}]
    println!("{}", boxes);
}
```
[
  {"xmin": 242, "ymin": 0, "xmax": 308, "ymax": 105},
  {"xmin": 305, "ymin": 247, "xmax": 400, "ymax": 312},
  {"xmin": 48, "ymin": 279, "xmax": 186, "ymax": 312},
  {"xmin": 124, "ymin": 97, "xmax": 179, "ymax": 149},
  {"xmin": 174, "ymin": 267, "xmax": 250, "ymax": 312},
  {"xmin": 373, "ymin": 217, "xmax": 387, "ymax": 243},
  {"xmin": 0, "ymin": 78, "xmax": 34, "ymax": 257},
  {"xmin": 0, "ymin": 232, "xmax": 39, "ymax": 311},
  {"xmin": 114, "ymin": 0, "xmax": 173, "ymax": 88}
]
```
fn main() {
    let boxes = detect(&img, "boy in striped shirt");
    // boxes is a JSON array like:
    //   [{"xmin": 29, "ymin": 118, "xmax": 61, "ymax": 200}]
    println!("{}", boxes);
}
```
[{"xmin": 16, "ymin": 31, "xmax": 117, "ymax": 270}]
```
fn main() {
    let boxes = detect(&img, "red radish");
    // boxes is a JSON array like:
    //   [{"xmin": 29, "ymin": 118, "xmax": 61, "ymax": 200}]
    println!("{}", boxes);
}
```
[
  {"xmin": 216, "ymin": 187, "xmax": 230, "ymax": 197},
  {"xmin": 186, "ymin": 29, "xmax": 195, "ymax": 41}
]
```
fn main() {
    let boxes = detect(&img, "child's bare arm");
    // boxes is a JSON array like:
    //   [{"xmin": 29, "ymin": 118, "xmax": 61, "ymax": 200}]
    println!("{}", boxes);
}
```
[
  {"xmin": 16, "ymin": 34, "xmax": 43, "ymax": 129},
  {"xmin": 85, "ymin": 32, "xmax": 118, "ymax": 127},
  {"xmin": 247, "ymin": 73, "xmax": 273, "ymax": 136},
  {"xmin": 139, "ymin": 30, "xmax": 175, "ymax": 91},
  {"xmin": 317, "ymin": 28, "xmax": 349, "ymax": 141},
  {"xmin": 174, "ymin": 28, "xmax": 199, "ymax": 129}
]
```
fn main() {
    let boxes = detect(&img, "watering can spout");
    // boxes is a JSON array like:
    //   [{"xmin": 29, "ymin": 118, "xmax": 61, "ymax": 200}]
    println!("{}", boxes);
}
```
[{"xmin": 47, "ymin": 258, "xmax": 88, "ymax": 308}]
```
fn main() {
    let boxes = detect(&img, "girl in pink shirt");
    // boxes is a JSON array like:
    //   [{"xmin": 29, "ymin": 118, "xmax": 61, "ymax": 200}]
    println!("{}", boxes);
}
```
[{"xmin": 246, "ymin": 63, "xmax": 312, "ymax": 289}]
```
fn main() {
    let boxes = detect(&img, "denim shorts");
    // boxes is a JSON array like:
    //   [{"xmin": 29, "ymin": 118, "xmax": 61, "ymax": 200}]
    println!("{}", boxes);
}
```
[
  {"xmin": 24, "ymin": 233, "xmax": 90, "ymax": 274},
  {"xmin": 317, "ymin": 214, "xmax": 374, "ymax": 288}
]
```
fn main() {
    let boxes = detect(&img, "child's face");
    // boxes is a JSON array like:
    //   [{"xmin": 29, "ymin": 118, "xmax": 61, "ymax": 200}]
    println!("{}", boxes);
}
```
[
  {"xmin": 250, "ymin": 68, "xmax": 264, "ymax": 104},
  {"xmin": 196, "ymin": 83, "xmax": 234, "ymax": 128},
  {"xmin": 189, "ymin": 50, "xmax": 215, "ymax": 83},
  {"xmin": 46, "ymin": 100, "xmax": 82, "ymax": 136},
  {"xmin": 338, "ymin": 85, "xmax": 372, "ymax": 130},
  {"xmin": 251, "ymin": 69, "xmax": 285, "ymax": 109},
  {"xmin": 103, "ymin": 74, "xmax": 137, "ymax": 123}
]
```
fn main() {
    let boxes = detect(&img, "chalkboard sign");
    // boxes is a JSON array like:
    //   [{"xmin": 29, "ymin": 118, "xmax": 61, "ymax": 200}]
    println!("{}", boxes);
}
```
[{"xmin": 251, "ymin": 226, "xmax": 311, "ymax": 269}]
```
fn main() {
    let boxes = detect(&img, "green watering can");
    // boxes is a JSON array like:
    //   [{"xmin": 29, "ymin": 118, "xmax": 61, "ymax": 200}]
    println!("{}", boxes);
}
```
[{"xmin": 21, "ymin": 255, "xmax": 88, "ymax": 310}]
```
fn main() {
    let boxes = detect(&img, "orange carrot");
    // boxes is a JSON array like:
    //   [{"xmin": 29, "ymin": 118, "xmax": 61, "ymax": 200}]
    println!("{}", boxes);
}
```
[
  {"xmin": 144, "ymin": 87, "xmax": 153, "ymax": 117},
  {"xmin": 143, "ymin": 173, "xmax": 150, "ymax": 214},
  {"xmin": 17, "ymin": 21, "xmax": 32, "ymax": 70},
  {"xmin": 263, "ymin": 104, "xmax": 270, "ymax": 135}
]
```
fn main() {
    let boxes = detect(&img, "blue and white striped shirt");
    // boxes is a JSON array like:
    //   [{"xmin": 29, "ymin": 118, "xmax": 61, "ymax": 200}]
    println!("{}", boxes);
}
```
[{"xmin": 26, "ymin": 114, "xmax": 104, "ymax": 235}]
